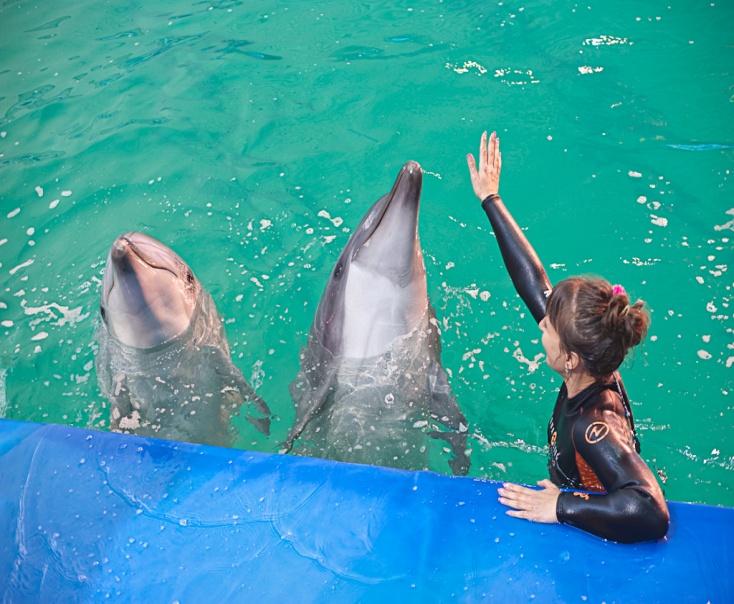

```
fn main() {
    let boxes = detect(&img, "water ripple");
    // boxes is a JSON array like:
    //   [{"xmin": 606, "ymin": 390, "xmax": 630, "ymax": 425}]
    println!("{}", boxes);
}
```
[
  {"xmin": 0, "ymin": 151, "xmax": 66, "ymax": 169},
  {"xmin": 25, "ymin": 15, "xmax": 71, "ymax": 32},
  {"xmin": 0, "ymin": 86, "xmax": 77, "ymax": 127}
]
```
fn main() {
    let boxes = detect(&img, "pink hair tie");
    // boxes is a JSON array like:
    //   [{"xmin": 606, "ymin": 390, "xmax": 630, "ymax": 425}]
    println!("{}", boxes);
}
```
[{"xmin": 612, "ymin": 284, "xmax": 626, "ymax": 297}]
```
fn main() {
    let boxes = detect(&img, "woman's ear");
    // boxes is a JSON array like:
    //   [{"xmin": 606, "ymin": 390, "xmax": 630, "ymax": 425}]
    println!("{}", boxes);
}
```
[{"xmin": 566, "ymin": 351, "xmax": 581, "ymax": 373}]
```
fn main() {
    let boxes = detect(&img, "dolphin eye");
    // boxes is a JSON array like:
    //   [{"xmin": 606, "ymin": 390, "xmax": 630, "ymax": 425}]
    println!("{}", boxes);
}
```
[
  {"xmin": 186, "ymin": 269, "xmax": 195, "ymax": 284},
  {"xmin": 333, "ymin": 262, "xmax": 344, "ymax": 280},
  {"xmin": 100, "ymin": 305, "xmax": 107, "ymax": 321}
]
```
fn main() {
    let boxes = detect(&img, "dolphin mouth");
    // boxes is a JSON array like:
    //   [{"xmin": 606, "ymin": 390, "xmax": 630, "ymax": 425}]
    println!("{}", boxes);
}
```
[
  {"xmin": 101, "ymin": 232, "xmax": 185, "ymax": 310},
  {"xmin": 352, "ymin": 160, "xmax": 422, "ymax": 261},
  {"xmin": 105, "ymin": 233, "xmax": 181, "ymax": 292},
  {"xmin": 113, "ymin": 233, "xmax": 180, "ymax": 275}
]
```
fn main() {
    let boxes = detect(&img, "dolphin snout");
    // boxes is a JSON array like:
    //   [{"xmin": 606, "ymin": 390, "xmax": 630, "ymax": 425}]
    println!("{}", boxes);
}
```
[
  {"xmin": 403, "ymin": 160, "xmax": 421, "ymax": 174},
  {"xmin": 111, "ymin": 232, "xmax": 141, "ymax": 259},
  {"xmin": 111, "ymin": 237, "xmax": 130, "ymax": 259}
]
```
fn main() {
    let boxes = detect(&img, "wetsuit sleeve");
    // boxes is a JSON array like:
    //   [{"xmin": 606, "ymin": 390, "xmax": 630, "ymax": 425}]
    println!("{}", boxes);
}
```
[
  {"xmin": 556, "ymin": 399, "xmax": 670, "ymax": 543},
  {"xmin": 481, "ymin": 194, "xmax": 552, "ymax": 324}
]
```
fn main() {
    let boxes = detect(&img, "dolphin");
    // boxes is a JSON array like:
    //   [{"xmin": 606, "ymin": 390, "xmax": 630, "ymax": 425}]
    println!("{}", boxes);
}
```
[
  {"xmin": 284, "ymin": 161, "xmax": 470, "ymax": 475},
  {"xmin": 94, "ymin": 232, "xmax": 271, "ymax": 447}
]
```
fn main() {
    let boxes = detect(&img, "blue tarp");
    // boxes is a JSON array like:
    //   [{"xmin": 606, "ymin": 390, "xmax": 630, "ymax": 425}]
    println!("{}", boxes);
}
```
[{"xmin": 1, "ymin": 419, "xmax": 732, "ymax": 603}]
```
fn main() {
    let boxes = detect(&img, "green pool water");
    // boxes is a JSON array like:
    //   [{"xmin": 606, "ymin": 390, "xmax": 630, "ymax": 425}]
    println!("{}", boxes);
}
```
[{"xmin": 0, "ymin": 0, "xmax": 732, "ymax": 506}]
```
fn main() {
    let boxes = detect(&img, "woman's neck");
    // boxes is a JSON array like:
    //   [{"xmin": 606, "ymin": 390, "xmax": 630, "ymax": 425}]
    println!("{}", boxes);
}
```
[{"xmin": 564, "ymin": 371, "xmax": 597, "ymax": 398}]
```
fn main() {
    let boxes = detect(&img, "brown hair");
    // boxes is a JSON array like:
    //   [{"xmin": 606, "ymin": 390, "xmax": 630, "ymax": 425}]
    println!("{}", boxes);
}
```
[{"xmin": 545, "ymin": 277, "xmax": 649, "ymax": 379}]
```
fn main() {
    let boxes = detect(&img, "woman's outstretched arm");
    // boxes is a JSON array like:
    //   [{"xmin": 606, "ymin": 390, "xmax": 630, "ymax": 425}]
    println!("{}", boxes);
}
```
[{"xmin": 467, "ymin": 131, "xmax": 551, "ymax": 323}]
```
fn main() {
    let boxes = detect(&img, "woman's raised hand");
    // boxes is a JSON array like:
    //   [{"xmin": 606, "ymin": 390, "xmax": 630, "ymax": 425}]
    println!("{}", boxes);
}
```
[{"xmin": 467, "ymin": 130, "xmax": 502, "ymax": 202}]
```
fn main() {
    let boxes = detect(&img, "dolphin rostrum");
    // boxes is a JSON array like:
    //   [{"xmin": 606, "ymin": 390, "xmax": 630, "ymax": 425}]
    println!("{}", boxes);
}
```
[
  {"xmin": 95, "ymin": 232, "xmax": 271, "ymax": 446},
  {"xmin": 284, "ymin": 161, "xmax": 470, "ymax": 475}
]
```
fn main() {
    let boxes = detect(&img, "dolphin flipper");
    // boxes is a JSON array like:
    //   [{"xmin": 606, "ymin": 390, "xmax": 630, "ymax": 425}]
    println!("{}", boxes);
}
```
[
  {"xmin": 108, "ymin": 373, "xmax": 134, "ymax": 432},
  {"xmin": 210, "ymin": 347, "xmax": 272, "ymax": 437},
  {"xmin": 281, "ymin": 364, "xmax": 339, "ymax": 453},
  {"xmin": 426, "ymin": 363, "xmax": 471, "ymax": 476}
]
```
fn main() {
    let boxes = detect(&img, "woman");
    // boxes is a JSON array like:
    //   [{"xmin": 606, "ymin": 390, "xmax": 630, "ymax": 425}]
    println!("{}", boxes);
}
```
[{"xmin": 466, "ymin": 131, "xmax": 669, "ymax": 543}]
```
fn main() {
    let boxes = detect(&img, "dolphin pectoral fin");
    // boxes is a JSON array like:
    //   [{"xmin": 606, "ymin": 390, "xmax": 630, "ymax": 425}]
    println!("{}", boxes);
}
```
[
  {"xmin": 426, "ymin": 363, "xmax": 465, "ymax": 429},
  {"xmin": 281, "ymin": 366, "xmax": 339, "ymax": 454},
  {"xmin": 280, "ymin": 383, "xmax": 332, "ymax": 453},
  {"xmin": 212, "ymin": 349, "xmax": 273, "ymax": 436},
  {"xmin": 242, "ymin": 388, "xmax": 272, "ymax": 436},
  {"xmin": 428, "ymin": 430, "xmax": 471, "ymax": 476},
  {"xmin": 426, "ymin": 363, "xmax": 471, "ymax": 476},
  {"xmin": 233, "ymin": 375, "xmax": 273, "ymax": 437},
  {"xmin": 246, "ymin": 415, "xmax": 272, "ymax": 437},
  {"xmin": 105, "ymin": 372, "xmax": 133, "ymax": 432}
]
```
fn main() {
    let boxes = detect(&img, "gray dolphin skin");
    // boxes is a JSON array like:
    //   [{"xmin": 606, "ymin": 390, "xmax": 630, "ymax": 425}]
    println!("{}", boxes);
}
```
[
  {"xmin": 284, "ymin": 161, "xmax": 470, "ymax": 475},
  {"xmin": 95, "ymin": 232, "xmax": 271, "ymax": 447}
]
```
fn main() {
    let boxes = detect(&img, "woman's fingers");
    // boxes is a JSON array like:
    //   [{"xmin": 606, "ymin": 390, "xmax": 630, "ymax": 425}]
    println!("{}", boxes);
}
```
[
  {"xmin": 492, "ymin": 135, "xmax": 501, "ymax": 170},
  {"xmin": 487, "ymin": 132, "xmax": 498, "ymax": 168},
  {"xmin": 498, "ymin": 483, "xmax": 534, "ymax": 506},
  {"xmin": 468, "ymin": 130, "xmax": 501, "ymax": 200},
  {"xmin": 498, "ymin": 481, "xmax": 560, "ymax": 524},
  {"xmin": 466, "ymin": 153, "xmax": 477, "ymax": 177}
]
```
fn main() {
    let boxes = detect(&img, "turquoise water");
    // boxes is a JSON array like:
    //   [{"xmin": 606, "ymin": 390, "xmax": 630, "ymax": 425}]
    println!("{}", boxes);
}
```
[{"xmin": 0, "ymin": 0, "xmax": 732, "ymax": 506}]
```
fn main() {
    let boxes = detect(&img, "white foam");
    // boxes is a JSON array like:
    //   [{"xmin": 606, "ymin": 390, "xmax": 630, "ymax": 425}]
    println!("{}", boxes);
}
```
[
  {"xmin": 512, "ymin": 347, "xmax": 545, "ymax": 372},
  {"xmin": 583, "ymin": 35, "xmax": 630, "ymax": 46},
  {"xmin": 318, "ymin": 210, "xmax": 344, "ymax": 228},
  {"xmin": 714, "ymin": 209, "xmax": 734, "ymax": 232},
  {"xmin": 9, "ymin": 259, "xmax": 34, "ymax": 275},
  {"xmin": 448, "ymin": 60, "xmax": 488, "ymax": 75},
  {"xmin": 119, "ymin": 410, "xmax": 141, "ymax": 430},
  {"xmin": 24, "ymin": 302, "xmax": 88, "ymax": 328}
]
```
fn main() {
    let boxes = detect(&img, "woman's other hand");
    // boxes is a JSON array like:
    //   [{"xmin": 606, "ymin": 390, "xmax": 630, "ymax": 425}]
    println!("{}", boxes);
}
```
[{"xmin": 498, "ymin": 479, "xmax": 560, "ymax": 524}]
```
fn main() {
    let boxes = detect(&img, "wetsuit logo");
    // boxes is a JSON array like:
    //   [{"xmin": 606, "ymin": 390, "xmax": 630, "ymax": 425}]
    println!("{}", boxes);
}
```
[
  {"xmin": 573, "ymin": 492, "xmax": 590, "ymax": 500},
  {"xmin": 584, "ymin": 421, "xmax": 610, "ymax": 444}
]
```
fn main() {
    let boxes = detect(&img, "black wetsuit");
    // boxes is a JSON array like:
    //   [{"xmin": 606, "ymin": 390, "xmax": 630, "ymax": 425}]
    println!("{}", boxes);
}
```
[{"xmin": 482, "ymin": 194, "xmax": 669, "ymax": 543}]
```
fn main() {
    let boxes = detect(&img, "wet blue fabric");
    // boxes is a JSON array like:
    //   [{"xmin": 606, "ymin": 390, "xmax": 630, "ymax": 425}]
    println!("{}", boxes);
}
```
[{"xmin": 0, "ymin": 419, "xmax": 731, "ymax": 603}]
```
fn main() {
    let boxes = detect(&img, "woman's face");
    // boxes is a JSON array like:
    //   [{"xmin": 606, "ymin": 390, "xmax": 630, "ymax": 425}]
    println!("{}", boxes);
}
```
[{"xmin": 539, "ymin": 316, "xmax": 566, "ymax": 375}]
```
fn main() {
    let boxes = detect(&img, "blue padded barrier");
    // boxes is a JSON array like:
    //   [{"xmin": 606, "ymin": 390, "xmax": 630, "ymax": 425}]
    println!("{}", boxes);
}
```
[{"xmin": 0, "ymin": 419, "xmax": 732, "ymax": 603}]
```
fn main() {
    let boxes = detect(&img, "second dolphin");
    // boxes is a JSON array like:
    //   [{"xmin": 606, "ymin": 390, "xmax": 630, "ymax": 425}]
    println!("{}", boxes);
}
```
[
  {"xmin": 284, "ymin": 161, "xmax": 470, "ymax": 475},
  {"xmin": 95, "ymin": 232, "xmax": 271, "ymax": 447}
]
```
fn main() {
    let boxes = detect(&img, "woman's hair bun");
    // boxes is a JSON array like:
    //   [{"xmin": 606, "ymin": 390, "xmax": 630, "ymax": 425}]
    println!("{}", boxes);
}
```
[
  {"xmin": 603, "ymin": 292, "xmax": 648, "ymax": 349},
  {"xmin": 546, "ymin": 277, "xmax": 651, "ymax": 379}
]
